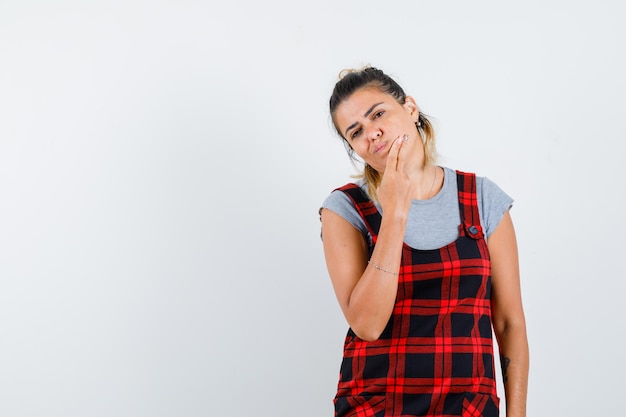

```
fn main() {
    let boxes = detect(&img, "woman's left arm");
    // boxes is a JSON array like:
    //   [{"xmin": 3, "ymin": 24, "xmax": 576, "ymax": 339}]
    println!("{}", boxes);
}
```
[{"xmin": 488, "ymin": 210, "xmax": 529, "ymax": 417}]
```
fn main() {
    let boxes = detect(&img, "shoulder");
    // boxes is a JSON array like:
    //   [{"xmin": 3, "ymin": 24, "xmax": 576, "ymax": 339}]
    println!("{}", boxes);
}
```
[
  {"xmin": 321, "ymin": 180, "xmax": 367, "ymax": 210},
  {"xmin": 444, "ymin": 167, "xmax": 514, "ymax": 238},
  {"xmin": 444, "ymin": 167, "xmax": 511, "ymax": 202},
  {"xmin": 320, "ymin": 181, "xmax": 370, "ymax": 239},
  {"xmin": 477, "ymin": 174, "xmax": 514, "ymax": 238},
  {"xmin": 476, "ymin": 175, "xmax": 513, "ymax": 208}
]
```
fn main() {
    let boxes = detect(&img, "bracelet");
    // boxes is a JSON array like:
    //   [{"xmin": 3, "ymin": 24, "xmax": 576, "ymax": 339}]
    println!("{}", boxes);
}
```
[{"xmin": 368, "ymin": 260, "xmax": 399, "ymax": 276}]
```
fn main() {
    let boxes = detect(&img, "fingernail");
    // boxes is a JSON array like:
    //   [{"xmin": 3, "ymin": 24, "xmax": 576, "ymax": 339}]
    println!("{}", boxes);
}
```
[{"xmin": 403, "ymin": 134, "xmax": 409, "ymax": 142}]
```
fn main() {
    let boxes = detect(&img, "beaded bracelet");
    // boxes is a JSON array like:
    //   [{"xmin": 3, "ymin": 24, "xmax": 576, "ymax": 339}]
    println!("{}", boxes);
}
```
[{"xmin": 368, "ymin": 260, "xmax": 399, "ymax": 276}]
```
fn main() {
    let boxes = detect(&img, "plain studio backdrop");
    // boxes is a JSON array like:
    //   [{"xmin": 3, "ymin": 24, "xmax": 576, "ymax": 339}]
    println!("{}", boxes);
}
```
[{"xmin": 0, "ymin": 1, "xmax": 624, "ymax": 416}]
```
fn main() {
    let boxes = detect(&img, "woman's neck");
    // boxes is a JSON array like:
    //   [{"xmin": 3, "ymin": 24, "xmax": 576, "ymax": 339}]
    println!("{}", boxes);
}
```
[{"xmin": 408, "ymin": 164, "xmax": 441, "ymax": 200}]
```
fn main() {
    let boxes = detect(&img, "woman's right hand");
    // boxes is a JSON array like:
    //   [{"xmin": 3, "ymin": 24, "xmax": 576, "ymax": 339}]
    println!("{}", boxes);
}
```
[{"xmin": 377, "ymin": 135, "xmax": 414, "ymax": 219}]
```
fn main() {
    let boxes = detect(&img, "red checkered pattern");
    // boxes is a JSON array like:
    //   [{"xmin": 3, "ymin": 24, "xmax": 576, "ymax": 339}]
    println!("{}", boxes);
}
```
[{"xmin": 333, "ymin": 171, "xmax": 499, "ymax": 417}]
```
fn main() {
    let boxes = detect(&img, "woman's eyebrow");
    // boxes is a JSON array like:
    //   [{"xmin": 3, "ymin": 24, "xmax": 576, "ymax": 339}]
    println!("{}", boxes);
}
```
[{"xmin": 344, "ymin": 102, "xmax": 384, "ymax": 136}]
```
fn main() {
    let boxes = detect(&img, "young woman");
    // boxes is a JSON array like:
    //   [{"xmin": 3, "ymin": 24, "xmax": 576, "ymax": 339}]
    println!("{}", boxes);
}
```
[{"xmin": 320, "ymin": 66, "xmax": 528, "ymax": 417}]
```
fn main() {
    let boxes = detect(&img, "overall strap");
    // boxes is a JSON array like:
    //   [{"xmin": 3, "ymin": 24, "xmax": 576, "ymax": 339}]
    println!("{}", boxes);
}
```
[
  {"xmin": 456, "ymin": 170, "xmax": 485, "ymax": 240},
  {"xmin": 334, "ymin": 183, "xmax": 382, "ymax": 244}
]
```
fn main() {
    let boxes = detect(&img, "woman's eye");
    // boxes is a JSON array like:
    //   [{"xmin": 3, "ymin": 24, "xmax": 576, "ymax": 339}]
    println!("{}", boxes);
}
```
[
  {"xmin": 373, "ymin": 110, "xmax": 384, "ymax": 119},
  {"xmin": 351, "ymin": 129, "xmax": 361, "ymax": 139}
]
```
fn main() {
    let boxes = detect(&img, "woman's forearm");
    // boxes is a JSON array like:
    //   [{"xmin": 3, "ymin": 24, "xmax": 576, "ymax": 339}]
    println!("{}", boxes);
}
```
[
  {"xmin": 346, "ymin": 212, "xmax": 407, "ymax": 341},
  {"xmin": 497, "ymin": 322, "xmax": 529, "ymax": 417}
]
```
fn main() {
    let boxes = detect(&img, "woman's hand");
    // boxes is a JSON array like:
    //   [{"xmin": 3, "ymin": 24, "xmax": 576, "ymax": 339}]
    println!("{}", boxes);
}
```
[{"xmin": 377, "ymin": 135, "xmax": 414, "ymax": 219}]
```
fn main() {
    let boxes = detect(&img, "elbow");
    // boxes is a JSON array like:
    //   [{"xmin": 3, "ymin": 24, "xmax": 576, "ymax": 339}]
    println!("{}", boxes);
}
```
[
  {"xmin": 354, "ymin": 329, "xmax": 383, "ymax": 342},
  {"xmin": 493, "ymin": 316, "xmax": 527, "ymax": 342},
  {"xmin": 345, "ymin": 301, "xmax": 395, "ymax": 342},
  {"xmin": 350, "ymin": 319, "xmax": 386, "ymax": 342}
]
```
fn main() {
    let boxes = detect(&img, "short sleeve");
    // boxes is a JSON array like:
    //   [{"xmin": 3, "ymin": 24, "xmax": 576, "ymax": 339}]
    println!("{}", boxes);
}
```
[
  {"xmin": 476, "ymin": 176, "xmax": 514, "ymax": 239},
  {"xmin": 320, "ymin": 188, "xmax": 370, "ymax": 240}
]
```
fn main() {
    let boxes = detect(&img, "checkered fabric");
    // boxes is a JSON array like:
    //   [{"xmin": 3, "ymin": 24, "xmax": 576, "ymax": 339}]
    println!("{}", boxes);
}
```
[{"xmin": 333, "ymin": 171, "xmax": 499, "ymax": 417}]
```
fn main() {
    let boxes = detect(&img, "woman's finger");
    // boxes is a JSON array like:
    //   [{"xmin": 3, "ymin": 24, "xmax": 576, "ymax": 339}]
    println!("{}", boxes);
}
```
[
  {"xmin": 386, "ymin": 135, "xmax": 404, "ymax": 171},
  {"xmin": 394, "ymin": 134, "xmax": 409, "ymax": 172}
]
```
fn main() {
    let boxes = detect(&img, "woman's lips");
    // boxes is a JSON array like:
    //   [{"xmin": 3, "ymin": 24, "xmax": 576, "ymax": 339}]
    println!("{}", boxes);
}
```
[{"xmin": 374, "ymin": 142, "xmax": 387, "ymax": 153}]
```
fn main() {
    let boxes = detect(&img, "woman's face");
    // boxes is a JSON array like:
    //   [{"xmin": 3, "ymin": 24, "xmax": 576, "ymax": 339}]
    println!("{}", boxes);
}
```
[{"xmin": 334, "ymin": 87, "xmax": 421, "ymax": 173}]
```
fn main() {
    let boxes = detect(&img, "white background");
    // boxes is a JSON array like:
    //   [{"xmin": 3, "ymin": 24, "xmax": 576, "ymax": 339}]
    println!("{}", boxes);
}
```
[{"xmin": 1, "ymin": 1, "xmax": 624, "ymax": 416}]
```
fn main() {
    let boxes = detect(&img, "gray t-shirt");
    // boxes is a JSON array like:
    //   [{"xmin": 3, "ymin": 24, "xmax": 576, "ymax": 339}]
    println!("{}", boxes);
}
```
[{"xmin": 320, "ymin": 167, "xmax": 513, "ymax": 250}]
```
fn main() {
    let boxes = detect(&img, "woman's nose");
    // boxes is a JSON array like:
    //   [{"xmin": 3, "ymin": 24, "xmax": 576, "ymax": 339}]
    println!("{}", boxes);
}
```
[{"xmin": 366, "ymin": 125, "xmax": 382, "ymax": 140}]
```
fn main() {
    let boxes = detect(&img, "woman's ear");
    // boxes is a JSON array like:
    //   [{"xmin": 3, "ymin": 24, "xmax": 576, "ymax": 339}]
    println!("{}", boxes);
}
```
[{"xmin": 403, "ymin": 96, "xmax": 420, "ymax": 121}]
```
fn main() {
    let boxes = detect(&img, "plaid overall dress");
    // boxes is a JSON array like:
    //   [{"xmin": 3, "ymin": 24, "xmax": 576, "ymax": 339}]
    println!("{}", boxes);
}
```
[{"xmin": 333, "ymin": 171, "xmax": 499, "ymax": 417}]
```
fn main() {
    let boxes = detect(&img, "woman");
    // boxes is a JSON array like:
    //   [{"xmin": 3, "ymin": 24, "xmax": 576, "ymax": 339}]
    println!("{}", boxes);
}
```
[{"xmin": 320, "ymin": 66, "xmax": 528, "ymax": 417}]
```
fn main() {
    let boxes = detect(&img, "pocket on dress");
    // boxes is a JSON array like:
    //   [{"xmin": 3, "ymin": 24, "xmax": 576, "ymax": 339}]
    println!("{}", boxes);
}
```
[
  {"xmin": 462, "ymin": 392, "xmax": 500, "ymax": 417},
  {"xmin": 334, "ymin": 393, "xmax": 385, "ymax": 417}
]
